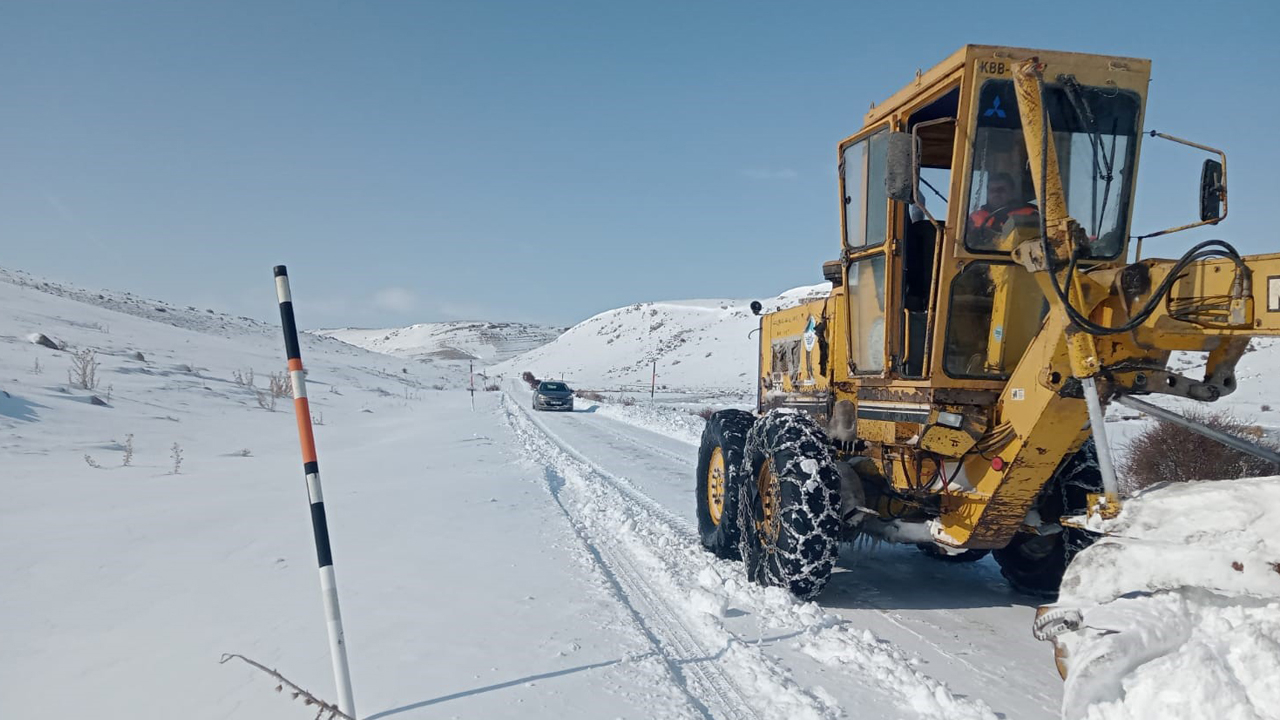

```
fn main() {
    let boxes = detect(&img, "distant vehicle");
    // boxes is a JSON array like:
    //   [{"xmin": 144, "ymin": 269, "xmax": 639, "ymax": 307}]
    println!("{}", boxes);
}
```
[{"xmin": 532, "ymin": 381, "xmax": 574, "ymax": 412}]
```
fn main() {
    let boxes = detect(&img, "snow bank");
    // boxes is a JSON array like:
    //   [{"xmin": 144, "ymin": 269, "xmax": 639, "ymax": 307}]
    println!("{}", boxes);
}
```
[
  {"xmin": 1047, "ymin": 476, "xmax": 1280, "ymax": 719},
  {"xmin": 588, "ymin": 399, "xmax": 709, "ymax": 447}
]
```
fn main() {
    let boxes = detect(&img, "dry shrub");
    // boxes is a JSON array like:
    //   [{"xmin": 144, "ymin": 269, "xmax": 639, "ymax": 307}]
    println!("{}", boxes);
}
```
[
  {"xmin": 695, "ymin": 407, "xmax": 716, "ymax": 420},
  {"xmin": 521, "ymin": 371, "xmax": 540, "ymax": 390},
  {"xmin": 1118, "ymin": 408, "xmax": 1278, "ymax": 493},
  {"xmin": 68, "ymin": 348, "xmax": 100, "ymax": 390},
  {"xmin": 268, "ymin": 371, "xmax": 291, "ymax": 398},
  {"xmin": 619, "ymin": 396, "xmax": 636, "ymax": 407},
  {"xmin": 483, "ymin": 383, "xmax": 500, "ymax": 392}
]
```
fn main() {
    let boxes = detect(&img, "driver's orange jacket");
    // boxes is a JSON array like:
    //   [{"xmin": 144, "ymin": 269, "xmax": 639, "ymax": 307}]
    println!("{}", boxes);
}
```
[{"xmin": 969, "ymin": 204, "xmax": 1037, "ymax": 229}]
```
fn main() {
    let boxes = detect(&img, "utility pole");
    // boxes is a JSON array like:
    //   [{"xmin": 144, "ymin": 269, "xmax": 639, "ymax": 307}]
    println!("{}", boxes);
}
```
[
  {"xmin": 469, "ymin": 361, "xmax": 475, "ymax": 411},
  {"xmin": 651, "ymin": 360, "xmax": 656, "ymax": 400}
]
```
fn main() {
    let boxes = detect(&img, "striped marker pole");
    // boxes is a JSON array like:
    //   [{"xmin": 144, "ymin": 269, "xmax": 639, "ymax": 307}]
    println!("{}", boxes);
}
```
[{"xmin": 273, "ymin": 265, "xmax": 357, "ymax": 719}]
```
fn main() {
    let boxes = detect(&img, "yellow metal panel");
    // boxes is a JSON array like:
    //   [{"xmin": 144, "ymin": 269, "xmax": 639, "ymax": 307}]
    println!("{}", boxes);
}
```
[
  {"xmin": 919, "ymin": 425, "xmax": 976, "ymax": 457},
  {"xmin": 938, "ymin": 309, "xmax": 1090, "ymax": 547},
  {"xmin": 758, "ymin": 296, "xmax": 837, "ymax": 404},
  {"xmin": 985, "ymin": 264, "xmax": 1047, "ymax": 374},
  {"xmin": 858, "ymin": 419, "xmax": 897, "ymax": 446}
]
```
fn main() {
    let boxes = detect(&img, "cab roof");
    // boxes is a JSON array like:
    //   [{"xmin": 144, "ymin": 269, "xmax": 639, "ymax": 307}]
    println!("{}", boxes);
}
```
[{"xmin": 859, "ymin": 45, "xmax": 1152, "ymax": 130}]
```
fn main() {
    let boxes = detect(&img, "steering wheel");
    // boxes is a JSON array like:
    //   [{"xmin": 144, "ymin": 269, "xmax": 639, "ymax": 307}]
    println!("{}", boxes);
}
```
[{"xmin": 976, "ymin": 202, "xmax": 1025, "ymax": 228}]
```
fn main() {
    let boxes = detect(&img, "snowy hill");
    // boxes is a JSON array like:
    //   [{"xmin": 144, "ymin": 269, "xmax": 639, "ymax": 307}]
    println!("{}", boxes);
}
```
[
  {"xmin": 493, "ymin": 284, "xmax": 831, "ymax": 393},
  {"xmin": 0, "ymin": 267, "xmax": 468, "ymax": 389},
  {"xmin": 315, "ymin": 321, "xmax": 564, "ymax": 363}
]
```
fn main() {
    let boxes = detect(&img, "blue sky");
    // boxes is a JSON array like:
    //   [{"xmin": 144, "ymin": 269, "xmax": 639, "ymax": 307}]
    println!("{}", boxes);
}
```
[{"xmin": 2, "ymin": 1, "xmax": 1276, "ymax": 329}]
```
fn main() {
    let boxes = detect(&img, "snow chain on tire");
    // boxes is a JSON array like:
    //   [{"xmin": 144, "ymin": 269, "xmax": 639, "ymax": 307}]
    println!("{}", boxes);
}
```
[
  {"xmin": 695, "ymin": 409, "xmax": 756, "ymax": 560},
  {"xmin": 993, "ymin": 437, "xmax": 1105, "ymax": 597},
  {"xmin": 737, "ymin": 410, "xmax": 843, "ymax": 600}
]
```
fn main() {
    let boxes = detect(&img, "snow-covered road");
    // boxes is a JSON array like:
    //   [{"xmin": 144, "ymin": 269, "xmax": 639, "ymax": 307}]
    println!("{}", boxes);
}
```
[{"xmin": 505, "ymin": 384, "xmax": 1063, "ymax": 719}]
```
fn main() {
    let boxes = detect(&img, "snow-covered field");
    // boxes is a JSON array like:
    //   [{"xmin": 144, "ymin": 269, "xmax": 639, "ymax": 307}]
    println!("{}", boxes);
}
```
[{"xmin": 4, "ymin": 266, "xmax": 1279, "ymax": 720}]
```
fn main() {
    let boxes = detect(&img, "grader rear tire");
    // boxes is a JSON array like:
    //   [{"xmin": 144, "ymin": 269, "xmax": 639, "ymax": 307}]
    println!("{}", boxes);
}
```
[
  {"xmin": 737, "ymin": 410, "xmax": 843, "ymax": 600},
  {"xmin": 994, "ymin": 438, "xmax": 1104, "ymax": 597},
  {"xmin": 695, "ymin": 409, "xmax": 755, "ymax": 560}
]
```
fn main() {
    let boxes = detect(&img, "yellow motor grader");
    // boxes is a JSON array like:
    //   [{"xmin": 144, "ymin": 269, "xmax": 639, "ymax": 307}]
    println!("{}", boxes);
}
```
[{"xmin": 695, "ymin": 45, "xmax": 1280, "ymax": 600}]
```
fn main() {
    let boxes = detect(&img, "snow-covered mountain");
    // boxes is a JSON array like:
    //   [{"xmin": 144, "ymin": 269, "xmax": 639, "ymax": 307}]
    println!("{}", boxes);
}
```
[
  {"xmin": 493, "ymin": 284, "xmax": 831, "ymax": 392},
  {"xmin": 315, "ymin": 321, "xmax": 564, "ymax": 363}
]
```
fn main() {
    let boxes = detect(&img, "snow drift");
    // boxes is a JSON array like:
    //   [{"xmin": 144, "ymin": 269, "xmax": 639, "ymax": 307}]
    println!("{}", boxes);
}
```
[{"xmin": 1046, "ymin": 476, "xmax": 1280, "ymax": 719}]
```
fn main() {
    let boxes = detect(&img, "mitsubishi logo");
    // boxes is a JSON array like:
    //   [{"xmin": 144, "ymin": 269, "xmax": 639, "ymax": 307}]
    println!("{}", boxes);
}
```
[{"xmin": 984, "ymin": 96, "xmax": 1007, "ymax": 119}]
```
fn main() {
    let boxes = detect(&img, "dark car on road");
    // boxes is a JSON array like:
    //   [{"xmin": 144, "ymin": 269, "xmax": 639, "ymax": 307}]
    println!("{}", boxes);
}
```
[{"xmin": 533, "ymin": 381, "xmax": 574, "ymax": 412}]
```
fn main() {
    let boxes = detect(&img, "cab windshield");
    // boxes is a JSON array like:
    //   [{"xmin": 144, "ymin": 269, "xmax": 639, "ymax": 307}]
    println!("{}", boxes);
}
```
[{"xmin": 965, "ymin": 79, "xmax": 1140, "ymax": 258}]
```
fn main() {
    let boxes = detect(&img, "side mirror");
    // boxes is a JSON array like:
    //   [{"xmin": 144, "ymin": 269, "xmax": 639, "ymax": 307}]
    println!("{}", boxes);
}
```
[
  {"xmin": 749, "ymin": 300, "xmax": 763, "ymax": 316},
  {"xmin": 1200, "ymin": 158, "xmax": 1223, "ymax": 222},
  {"xmin": 1133, "ymin": 132, "xmax": 1227, "ymax": 253},
  {"xmin": 885, "ymin": 131, "xmax": 917, "ymax": 203}
]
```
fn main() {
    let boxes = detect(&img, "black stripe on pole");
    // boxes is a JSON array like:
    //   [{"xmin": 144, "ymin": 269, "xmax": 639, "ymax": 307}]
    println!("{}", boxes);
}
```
[
  {"xmin": 311, "ymin": 502, "xmax": 334, "ymax": 568},
  {"xmin": 275, "ymin": 266, "xmax": 303, "ymax": 361},
  {"xmin": 304, "ymin": 460, "xmax": 319, "ymax": 476},
  {"xmin": 279, "ymin": 302, "xmax": 302, "ymax": 361}
]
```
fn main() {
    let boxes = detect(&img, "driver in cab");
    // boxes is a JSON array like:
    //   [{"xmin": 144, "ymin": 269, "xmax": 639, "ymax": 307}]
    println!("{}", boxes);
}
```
[{"xmin": 967, "ymin": 172, "xmax": 1038, "ymax": 247}]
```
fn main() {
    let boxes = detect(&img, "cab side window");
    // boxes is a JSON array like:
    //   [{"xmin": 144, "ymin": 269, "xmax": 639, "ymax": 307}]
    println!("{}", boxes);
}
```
[{"xmin": 842, "ymin": 130, "xmax": 888, "ymax": 249}]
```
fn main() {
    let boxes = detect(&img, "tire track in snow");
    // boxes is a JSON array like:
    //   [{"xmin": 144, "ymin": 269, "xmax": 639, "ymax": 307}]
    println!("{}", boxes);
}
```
[
  {"xmin": 518, "ymin": 402, "xmax": 699, "ymax": 537},
  {"xmin": 538, "ymin": 464, "xmax": 720, "ymax": 720},
  {"xmin": 507, "ymin": 388, "xmax": 1005, "ymax": 720},
  {"xmin": 506, "ymin": 392, "xmax": 829, "ymax": 720},
  {"xmin": 580, "ymin": 414, "xmax": 696, "ymax": 466}
]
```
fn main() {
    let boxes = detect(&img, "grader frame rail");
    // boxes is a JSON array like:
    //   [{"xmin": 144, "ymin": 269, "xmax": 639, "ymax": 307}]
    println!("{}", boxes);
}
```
[{"xmin": 695, "ymin": 45, "xmax": 1280, "ymax": 601}]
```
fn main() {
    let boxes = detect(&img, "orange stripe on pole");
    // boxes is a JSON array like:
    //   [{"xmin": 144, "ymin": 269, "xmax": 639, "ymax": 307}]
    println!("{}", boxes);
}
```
[
  {"xmin": 294, "ymin": 397, "xmax": 317, "ymax": 463},
  {"xmin": 288, "ymin": 358, "xmax": 304, "ymax": 372}
]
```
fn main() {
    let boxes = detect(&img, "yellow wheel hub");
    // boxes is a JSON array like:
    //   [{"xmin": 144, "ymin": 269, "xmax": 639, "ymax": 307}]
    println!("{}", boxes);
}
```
[
  {"xmin": 707, "ymin": 447, "xmax": 727, "ymax": 525},
  {"xmin": 757, "ymin": 458, "xmax": 781, "ymax": 543}
]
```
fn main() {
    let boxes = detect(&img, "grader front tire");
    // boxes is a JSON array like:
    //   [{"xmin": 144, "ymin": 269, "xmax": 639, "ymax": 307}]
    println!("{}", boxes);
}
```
[{"xmin": 737, "ymin": 410, "xmax": 843, "ymax": 600}]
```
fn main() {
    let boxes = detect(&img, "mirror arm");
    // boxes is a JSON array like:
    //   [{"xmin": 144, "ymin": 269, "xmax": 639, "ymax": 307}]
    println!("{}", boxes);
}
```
[{"xmin": 1133, "ymin": 131, "xmax": 1228, "ymax": 245}]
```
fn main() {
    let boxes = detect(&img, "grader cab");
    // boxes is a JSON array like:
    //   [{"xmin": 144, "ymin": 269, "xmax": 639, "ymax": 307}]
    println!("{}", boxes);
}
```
[{"xmin": 695, "ymin": 45, "xmax": 1280, "ymax": 599}]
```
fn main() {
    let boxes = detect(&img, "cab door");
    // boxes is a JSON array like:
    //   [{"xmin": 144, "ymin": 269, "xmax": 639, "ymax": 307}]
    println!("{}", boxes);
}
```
[{"xmin": 839, "ymin": 127, "xmax": 891, "ymax": 378}]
